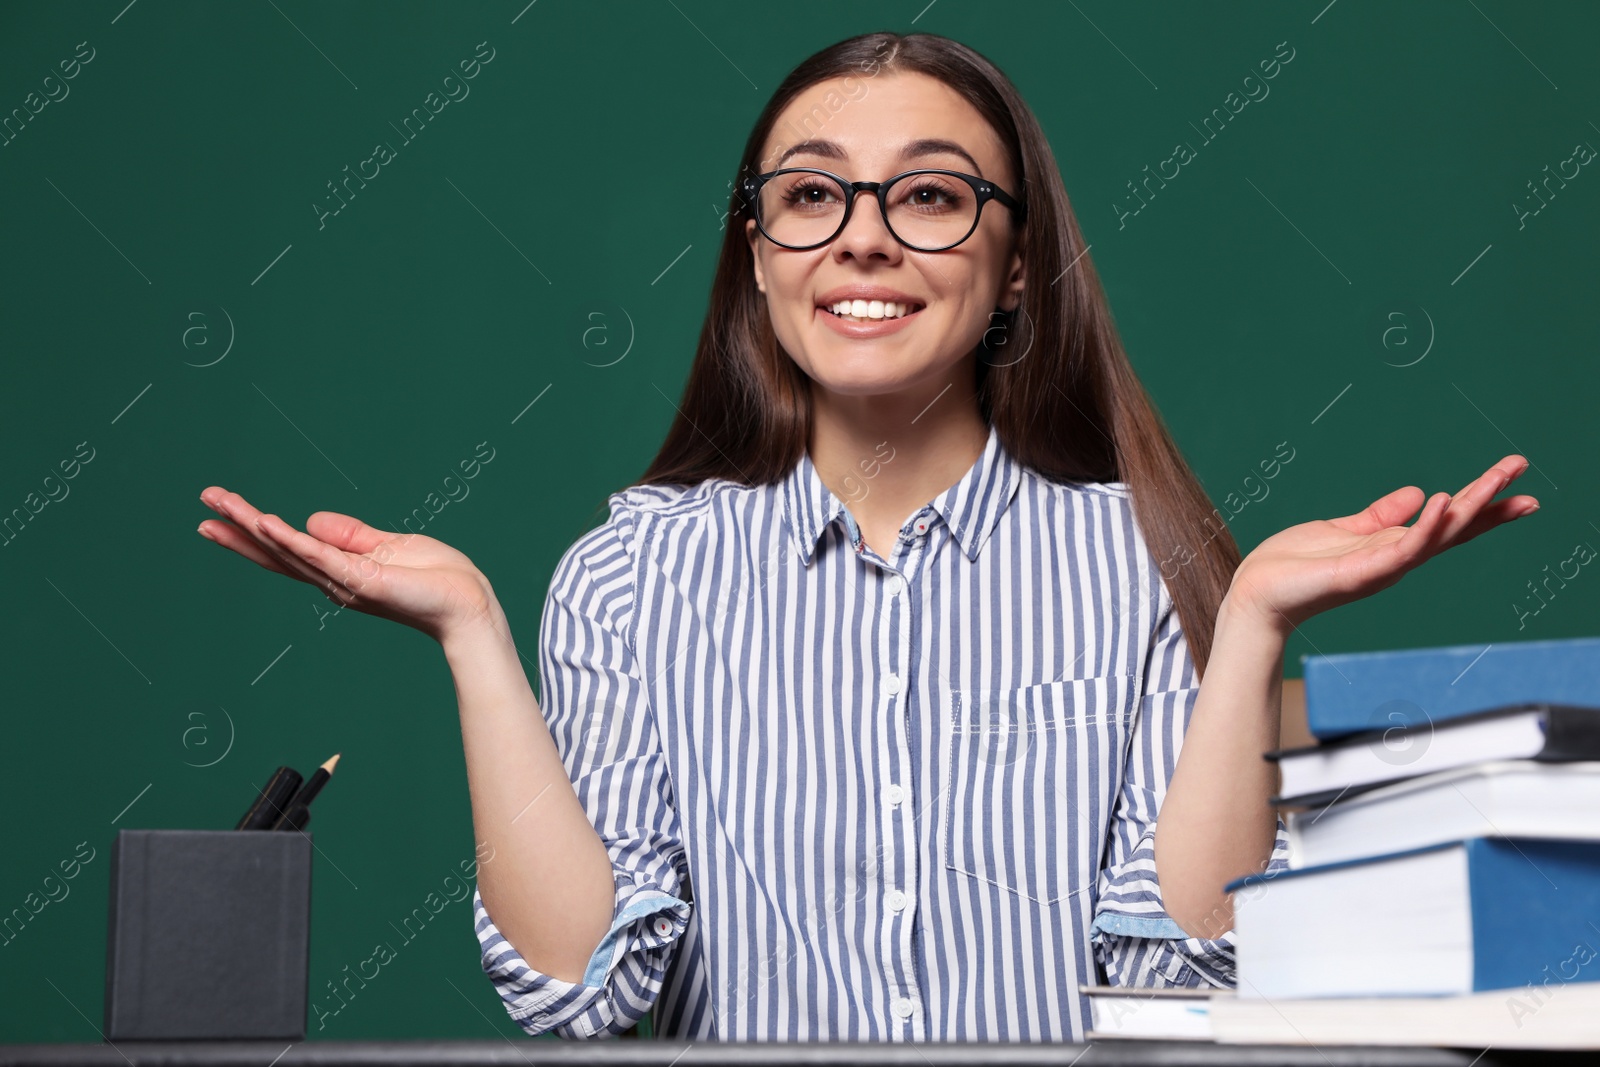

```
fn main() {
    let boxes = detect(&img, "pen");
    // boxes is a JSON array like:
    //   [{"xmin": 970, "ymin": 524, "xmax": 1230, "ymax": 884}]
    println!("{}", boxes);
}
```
[{"xmin": 236, "ymin": 766, "xmax": 303, "ymax": 831}]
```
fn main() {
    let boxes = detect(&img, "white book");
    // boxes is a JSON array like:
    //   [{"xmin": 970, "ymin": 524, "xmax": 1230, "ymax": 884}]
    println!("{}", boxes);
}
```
[
  {"xmin": 1269, "ymin": 702, "xmax": 1600, "ymax": 803},
  {"xmin": 1210, "ymin": 983, "xmax": 1600, "ymax": 1048},
  {"xmin": 1080, "ymin": 984, "xmax": 1212, "ymax": 1040},
  {"xmin": 1284, "ymin": 759, "xmax": 1600, "ymax": 869}
]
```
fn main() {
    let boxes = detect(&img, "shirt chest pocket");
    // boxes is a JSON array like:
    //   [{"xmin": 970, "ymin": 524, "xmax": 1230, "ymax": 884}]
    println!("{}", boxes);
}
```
[{"xmin": 942, "ymin": 674, "xmax": 1137, "ymax": 907}]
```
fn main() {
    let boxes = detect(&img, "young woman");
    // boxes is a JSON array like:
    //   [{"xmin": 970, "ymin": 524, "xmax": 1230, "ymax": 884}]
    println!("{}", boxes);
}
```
[{"xmin": 197, "ymin": 32, "xmax": 1536, "ymax": 1042}]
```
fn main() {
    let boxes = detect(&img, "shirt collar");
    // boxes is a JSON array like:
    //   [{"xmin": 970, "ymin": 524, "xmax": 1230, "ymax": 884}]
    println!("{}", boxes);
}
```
[{"xmin": 780, "ymin": 423, "xmax": 1022, "ymax": 567}]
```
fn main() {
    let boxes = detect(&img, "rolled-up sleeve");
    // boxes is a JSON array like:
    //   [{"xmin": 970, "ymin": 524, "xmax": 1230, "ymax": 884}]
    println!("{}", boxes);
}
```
[
  {"xmin": 1089, "ymin": 576, "xmax": 1290, "ymax": 988},
  {"xmin": 473, "ymin": 493, "xmax": 691, "ymax": 1037}
]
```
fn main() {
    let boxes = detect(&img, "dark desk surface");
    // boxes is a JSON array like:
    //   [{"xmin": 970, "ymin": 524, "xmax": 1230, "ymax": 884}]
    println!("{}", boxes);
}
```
[{"xmin": 0, "ymin": 1042, "xmax": 1588, "ymax": 1067}]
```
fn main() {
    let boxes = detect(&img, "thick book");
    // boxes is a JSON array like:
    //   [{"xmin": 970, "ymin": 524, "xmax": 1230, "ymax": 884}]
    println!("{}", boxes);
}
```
[
  {"xmin": 1301, "ymin": 634, "xmax": 1600, "ymax": 740},
  {"xmin": 1282, "ymin": 760, "xmax": 1600, "ymax": 868},
  {"xmin": 105, "ymin": 829, "xmax": 312, "ymax": 1040},
  {"xmin": 1080, "ymin": 984, "xmax": 1212, "ymax": 1041},
  {"xmin": 1209, "ymin": 985, "xmax": 1600, "ymax": 1048},
  {"xmin": 1268, "ymin": 701, "xmax": 1600, "ymax": 806},
  {"xmin": 1227, "ymin": 837, "xmax": 1600, "ymax": 1000}
]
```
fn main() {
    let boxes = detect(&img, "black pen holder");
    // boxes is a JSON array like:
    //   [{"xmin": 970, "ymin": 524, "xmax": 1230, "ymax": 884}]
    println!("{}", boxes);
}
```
[{"xmin": 104, "ymin": 829, "xmax": 312, "ymax": 1040}]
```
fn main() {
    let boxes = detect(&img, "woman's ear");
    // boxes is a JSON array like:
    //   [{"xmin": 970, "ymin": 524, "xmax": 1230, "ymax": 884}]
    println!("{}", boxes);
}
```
[
  {"xmin": 746, "ymin": 218, "xmax": 766, "ymax": 293},
  {"xmin": 1001, "ymin": 240, "xmax": 1026, "ymax": 312}
]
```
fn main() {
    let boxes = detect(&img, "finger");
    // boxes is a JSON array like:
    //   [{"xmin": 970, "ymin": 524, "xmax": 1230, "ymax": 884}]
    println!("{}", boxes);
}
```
[
  {"xmin": 1449, "ymin": 455, "xmax": 1524, "ymax": 509},
  {"xmin": 1435, "ymin": 455, "xmax": 1530, "ymax": 545},
  {"xmin": 204, "ymin": 491, "xmax": 324, "ymax": 583},
  {"xmin": 1337, "ymin": 485, "xmax": 1426, "ymax": 536},
  {"xmin": 1447, "ymin": 494, "xmax": 1540, "ymax": 548},
  {"xmin": 1393, "ymin": 490, "xmax": 1452, "ymax": 559},
  {"xmin": 197, "ymin": 517, "xmax": 297, "ymax": 578},
  {"xmin": 256, "ymin": 511, "xmax": 378, "ymax": 600},
  {"xmin": 305, "ymin": 510, "xmax": 397, "ymax": 556},
  {"xmin": 202, "ymin": 489, "xmax": 349, "ymax": 595}
]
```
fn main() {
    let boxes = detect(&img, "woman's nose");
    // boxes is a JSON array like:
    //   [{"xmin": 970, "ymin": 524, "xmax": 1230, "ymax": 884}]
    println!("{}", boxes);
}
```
[{"xmin": 830, "ymin": 191, "xmax": 901, "ymax": 260}]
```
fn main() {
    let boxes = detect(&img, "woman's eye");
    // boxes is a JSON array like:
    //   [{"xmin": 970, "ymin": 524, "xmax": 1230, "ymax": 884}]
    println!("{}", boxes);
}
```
[
  {"xmin": 787, "ymin": 182, "xmax": 837, "ymax": 204},
  {"xmin": 901, "ymin": 182, "xmax": 963, "ymax": 209}
]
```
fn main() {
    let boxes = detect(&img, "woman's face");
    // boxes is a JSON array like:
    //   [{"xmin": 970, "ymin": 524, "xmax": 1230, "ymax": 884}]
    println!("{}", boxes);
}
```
[{"xmin": 746, "ymin": 71, "xmax": 1025, "ymax": 401}]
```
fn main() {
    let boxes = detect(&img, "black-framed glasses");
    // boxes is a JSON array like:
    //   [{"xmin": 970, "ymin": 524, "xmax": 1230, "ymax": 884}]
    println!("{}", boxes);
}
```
[{"xmin": 740, "ymin": 167, "xmax": 1026, "ymax": 252}]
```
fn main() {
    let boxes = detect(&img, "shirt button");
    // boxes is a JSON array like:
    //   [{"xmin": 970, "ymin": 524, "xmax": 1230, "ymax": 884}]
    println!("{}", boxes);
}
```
[
  {"xmin": 884, "ymin": 674, "xmax": 901, "ymax": 695},
  {"xmin": 887, "ymin": 889, "xmax": 908, "ymax": 912},
  {"xmin": 651, "ymin": 917, "xmax": 673, "ymax": 937},
  {"xmin": 913, "ymin": 520, "xmax": 928, "ymax": 534},
  {"xmin": 885, "ymin": 574, "xmax": 905, "ymax": 596},
  {"xmin": 885, "ymin": 783, "xmax": 905, "ymax": 806},
  {"xmin": 894, "ymin": 997, "xmax": 917, "ymax": 1020}
]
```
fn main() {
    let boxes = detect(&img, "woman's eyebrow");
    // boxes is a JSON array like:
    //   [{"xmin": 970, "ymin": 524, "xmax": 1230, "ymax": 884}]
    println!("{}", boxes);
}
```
[{"xmin": 773, "ymin": 137, "xmax": 986, "ymax": 177}]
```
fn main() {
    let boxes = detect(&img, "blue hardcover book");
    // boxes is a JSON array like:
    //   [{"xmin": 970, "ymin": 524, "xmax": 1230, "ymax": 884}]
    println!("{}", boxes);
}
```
[
  {"xmin": 1227, "ymin": 837, "xmax": 1600, "ymax": 999},
  {"xmin": 1302, "ymin": 634, "xmax": 1600, "ymax": 740}
]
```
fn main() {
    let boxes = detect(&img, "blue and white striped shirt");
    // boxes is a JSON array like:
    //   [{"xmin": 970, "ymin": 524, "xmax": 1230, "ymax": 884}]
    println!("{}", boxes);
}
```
[{"xmin": 473, "ymin": 423, "xmax": 1290, "ymax": 1040}]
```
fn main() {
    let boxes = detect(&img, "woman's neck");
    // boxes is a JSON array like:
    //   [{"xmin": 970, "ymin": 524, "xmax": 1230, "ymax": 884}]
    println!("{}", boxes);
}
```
[{"xmin": 807, "ymin": 363, "xmax": 990, "ymax": 552}]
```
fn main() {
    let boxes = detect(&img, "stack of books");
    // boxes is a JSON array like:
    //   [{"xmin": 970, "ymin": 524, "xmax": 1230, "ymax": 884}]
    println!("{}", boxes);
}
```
[
  {"xmin": 1219, "ymin": 634, "xmax": 1600, "ymax": 1048},
  {"xmin": 1084, "ymin": 635, "xmax": 1600, "ymax": 1046}
]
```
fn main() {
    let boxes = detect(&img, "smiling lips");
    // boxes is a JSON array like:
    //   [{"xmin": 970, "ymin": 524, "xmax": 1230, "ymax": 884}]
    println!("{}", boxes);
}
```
[
  {"xmin": 824, "ymin": 298, "xmax": 920, "ymax": 322},
  {"xmin": 814, "ymin": 287, "xmax": 927, "ymax": 335},
  {"xmin": 816, "ymin": 301, "xmax": 924, "ymax": 338}
]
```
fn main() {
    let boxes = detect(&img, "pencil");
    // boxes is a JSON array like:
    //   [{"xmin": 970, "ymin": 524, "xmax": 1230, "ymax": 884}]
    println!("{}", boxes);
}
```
[{"xmin": 271, "ymin": 753, "xmax": 339, "ymax": 830}]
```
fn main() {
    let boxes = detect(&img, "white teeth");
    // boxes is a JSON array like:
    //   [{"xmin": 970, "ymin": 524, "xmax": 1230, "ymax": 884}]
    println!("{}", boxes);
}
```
[{"xmin": 827, "ymin": 299, "xmax": 919, "ymax": 321}]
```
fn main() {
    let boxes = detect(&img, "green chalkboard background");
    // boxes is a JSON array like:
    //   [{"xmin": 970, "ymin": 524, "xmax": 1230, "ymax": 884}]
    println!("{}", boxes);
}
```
[{"xmin": 1, "ymin": 0, "xmax": 1595, "ymax": 1043}]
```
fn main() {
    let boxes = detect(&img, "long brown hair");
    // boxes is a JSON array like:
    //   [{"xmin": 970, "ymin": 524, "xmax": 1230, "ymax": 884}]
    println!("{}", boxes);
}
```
[{"xmin": 637, "ymin": 31, "xmax": 1240, "ymax": 678}]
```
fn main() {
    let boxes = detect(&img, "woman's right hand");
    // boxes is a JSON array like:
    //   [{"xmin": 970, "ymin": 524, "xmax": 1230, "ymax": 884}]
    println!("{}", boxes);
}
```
[{"xmin": 197, "ymin": 487, "xmax": 500, "ymax": 644}]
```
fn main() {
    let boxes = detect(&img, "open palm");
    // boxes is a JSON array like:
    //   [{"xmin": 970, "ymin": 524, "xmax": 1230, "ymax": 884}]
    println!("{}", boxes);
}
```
[
  {"xmin": 1227, "ymin": 455, "xmax": 1539, "ymax": 636},
  {"xmin": 197, "ymin": 487, "xmax": 497, "ymax": 643}
]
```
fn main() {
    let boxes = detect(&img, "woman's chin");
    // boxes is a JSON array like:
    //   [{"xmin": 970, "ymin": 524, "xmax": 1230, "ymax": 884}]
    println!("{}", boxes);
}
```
[{"xmin": 801, "ymin": 353, "xmax": 920, "ymax": 392}]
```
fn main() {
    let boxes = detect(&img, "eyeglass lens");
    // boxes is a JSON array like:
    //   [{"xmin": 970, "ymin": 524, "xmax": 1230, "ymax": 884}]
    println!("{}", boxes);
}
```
[{"xmin": 757, "ymin": 170, "xmax": 979, "ymax": 250}]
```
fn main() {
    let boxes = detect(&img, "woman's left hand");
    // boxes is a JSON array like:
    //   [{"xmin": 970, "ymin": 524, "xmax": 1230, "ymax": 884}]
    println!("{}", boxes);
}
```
[{"xmin": 1226, "ymin": 455, "xmax": 1539, "ymax": 637}]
